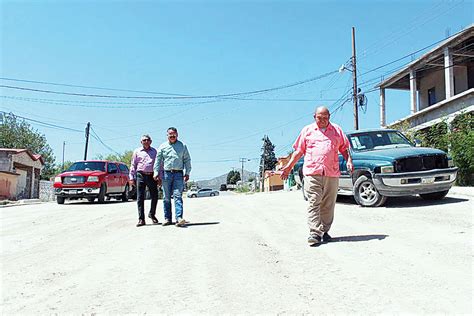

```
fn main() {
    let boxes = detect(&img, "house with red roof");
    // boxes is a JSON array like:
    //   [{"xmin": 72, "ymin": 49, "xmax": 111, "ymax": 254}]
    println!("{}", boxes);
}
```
[{"xmin": 0, "ymin": 148, "xmax": 44, "ymax": 200}]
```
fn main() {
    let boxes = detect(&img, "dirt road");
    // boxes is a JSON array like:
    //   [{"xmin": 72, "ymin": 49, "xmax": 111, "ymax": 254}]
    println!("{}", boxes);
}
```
[{"xmin": 1, "ymin": 191, "xmax": 472, "ymax": 314}]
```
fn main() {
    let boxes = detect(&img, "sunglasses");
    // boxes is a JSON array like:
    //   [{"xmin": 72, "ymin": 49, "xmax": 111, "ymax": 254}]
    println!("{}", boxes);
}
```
[{"xmin": 142, "ymin": 139, "xmax": 151, "ymax": 142}]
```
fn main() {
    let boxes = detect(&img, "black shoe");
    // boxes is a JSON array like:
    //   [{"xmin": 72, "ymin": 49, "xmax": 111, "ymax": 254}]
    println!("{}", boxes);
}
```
[
  {"xmin": 148, "ymin": 214, "xmax": 159, "ymax": 224},
  {"xmin": 322, "ymin": 232, "xmax": 332, "ymax": 243},
  {"xmin": 308, "ymin": 234, "xmax": 321, "ymax": 246},
  {"xmin": 136, "ymin": 219, "xmax": 146, "ymax": 227}
]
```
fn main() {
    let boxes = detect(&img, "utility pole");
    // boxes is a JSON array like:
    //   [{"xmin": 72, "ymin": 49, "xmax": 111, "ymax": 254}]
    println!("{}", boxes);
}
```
[
  {"xmin": 84, "ymin": 122, "xmax": 90, "ymax": 160},
  {"xmin": 240, "ymin": 158, "xmax": 250, "ymax": 184},
  {"xmin": 62, "ymin": 141, "xmax": 65, "ymax": 169},
  {"xmin": 351, "ymin": 26, "xmax": 359, "ymax": 130}
]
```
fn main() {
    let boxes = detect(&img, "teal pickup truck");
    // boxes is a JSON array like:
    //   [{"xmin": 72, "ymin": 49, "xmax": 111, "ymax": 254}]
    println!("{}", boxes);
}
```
[{"xmin": 293, "ymin": 129, "xmax": 458, "ymax": 207}]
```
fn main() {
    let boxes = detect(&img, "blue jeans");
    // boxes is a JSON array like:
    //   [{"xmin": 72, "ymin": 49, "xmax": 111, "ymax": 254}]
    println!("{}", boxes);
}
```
[{"xmin": 162, "ymin": 170, "xmax": 184, "ymax": 221}]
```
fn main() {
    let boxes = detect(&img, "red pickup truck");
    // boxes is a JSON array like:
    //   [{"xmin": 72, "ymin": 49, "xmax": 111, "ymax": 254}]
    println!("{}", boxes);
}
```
[{"xmin": 53, "ymin": 160, "xmax": 131, "ymax": 204}]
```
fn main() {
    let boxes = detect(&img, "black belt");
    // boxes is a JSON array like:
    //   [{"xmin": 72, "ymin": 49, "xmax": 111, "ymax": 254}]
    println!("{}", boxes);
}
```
[
  {"xmin": 138, "ymin": 171, "xmax": 153, "ymax": 175},
  {"xmin": 166, "ymin": 169, "xmax": 183, "ymax": 173}
]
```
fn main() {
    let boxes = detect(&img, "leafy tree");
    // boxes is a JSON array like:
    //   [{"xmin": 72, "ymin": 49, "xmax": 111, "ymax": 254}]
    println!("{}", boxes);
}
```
[
  {"xmin": 95, "ymin": 150, "xmax": 133, "ymax": 167},
  {"xmin": 227, "ymin": 170, "xmax": 241, "ymax": 184},
  {"xmin": 0, "ymin": 112, "xmax": 56, "ymax": 180},
  {"xmin": 259, "ymin": 135, "xmax": 277, "ymax": 175}
]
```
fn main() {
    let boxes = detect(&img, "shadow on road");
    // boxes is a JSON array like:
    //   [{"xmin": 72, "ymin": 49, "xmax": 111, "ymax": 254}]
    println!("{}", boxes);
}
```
[
  {"xmin": 336, "ymin": 194, "xmax": 469, "ymax": 208},
  {"xmin": 331, "ymin": 234, "xmax": 388, "ymax": 242},
  {"xmin": 184, "ymin": 222, "xmax": 220, "ymax": 227},
  {"xmin": 384, "ymin": 196, "xmax": 469, "ymax": 208}
]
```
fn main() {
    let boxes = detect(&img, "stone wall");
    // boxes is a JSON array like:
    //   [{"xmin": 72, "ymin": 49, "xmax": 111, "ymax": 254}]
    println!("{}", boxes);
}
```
[{"xmin": 39, "ymin": 180, "xmax": 55, "ymax": 201}]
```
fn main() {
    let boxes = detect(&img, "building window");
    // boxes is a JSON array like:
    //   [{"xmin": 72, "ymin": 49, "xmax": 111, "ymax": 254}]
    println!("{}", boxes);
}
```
[{"xmin": 428, "ymin": 87, "xmax": 436, "ymax": 106}]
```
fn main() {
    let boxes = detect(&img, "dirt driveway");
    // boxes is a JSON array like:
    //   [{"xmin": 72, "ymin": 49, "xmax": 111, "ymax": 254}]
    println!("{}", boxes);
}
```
[{"xmin": 1, "ymin": 190, "xmax": 472, "ymax": 314}]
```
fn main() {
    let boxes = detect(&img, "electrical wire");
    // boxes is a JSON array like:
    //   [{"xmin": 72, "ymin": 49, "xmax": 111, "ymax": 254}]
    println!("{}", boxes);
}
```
[{"xmin": 0, "ymin": 70, "xmax": 338, "ymax": 100}]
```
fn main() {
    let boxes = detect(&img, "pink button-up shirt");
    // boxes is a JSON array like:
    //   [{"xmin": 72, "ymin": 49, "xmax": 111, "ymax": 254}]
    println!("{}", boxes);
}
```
[
  {"xmin": 293, "ymin": 122, "xmax": 349, "ymax": 177},
  {"xmin": 129, "ymin": 146, "xmax": 157, "ymax": 180}
]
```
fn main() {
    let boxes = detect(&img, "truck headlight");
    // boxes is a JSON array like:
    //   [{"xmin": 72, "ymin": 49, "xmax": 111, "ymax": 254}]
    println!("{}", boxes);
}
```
[
  {"xmin": 448, "ymin": 159, "xmax": 454, "ymax": 167},
  {"xmin": 54, "ymin": 176, "xmax": 62, "ymax": 183},
  {"xmin": 380, "ymin": 166, "xmax": 394, "ymax": 173},
  {"xmin": 87, "ymin": 176, "xmax": 99, "ymax": 182}
]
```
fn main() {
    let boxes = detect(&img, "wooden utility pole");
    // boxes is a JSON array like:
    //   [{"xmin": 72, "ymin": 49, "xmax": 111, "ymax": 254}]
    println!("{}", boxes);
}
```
[
  {"xmin": 352, "ymin": 27, "xmax": 359, "ymax": 130},
  {"xmin": 62, "ymin": 141, "xmax": 65, "ymax": 169},
  {"xmin": 84, "ymin": 122, "xmax": 90, "ymax": 160}
]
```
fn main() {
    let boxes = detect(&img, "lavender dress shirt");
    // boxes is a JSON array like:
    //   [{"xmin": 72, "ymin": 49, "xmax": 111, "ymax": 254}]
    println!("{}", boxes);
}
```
[{"xmin": 129, "ymin": 146, "xmax": 157, "ymax": 180}]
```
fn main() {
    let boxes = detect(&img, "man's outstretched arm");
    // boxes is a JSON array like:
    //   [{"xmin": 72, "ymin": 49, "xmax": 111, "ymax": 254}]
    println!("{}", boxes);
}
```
[{"xmin": 279, "ymin": 151, "xmax": 304, "ymax": 180}]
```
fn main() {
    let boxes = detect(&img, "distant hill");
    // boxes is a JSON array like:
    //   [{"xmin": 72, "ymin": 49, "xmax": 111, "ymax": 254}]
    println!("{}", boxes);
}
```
[{"xmin": 196, "ymin": 170, "xmax": 258, "ymax": 190}]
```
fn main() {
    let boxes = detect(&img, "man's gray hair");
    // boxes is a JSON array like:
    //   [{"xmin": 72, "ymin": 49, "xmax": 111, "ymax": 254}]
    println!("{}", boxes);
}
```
[
  {"xmin": 315, "ymin": 106, "xmax": 330, "ymax": 115},
  {"xmin": 141, "ymin": 134, "xmax": 152, "ymax": 141}
]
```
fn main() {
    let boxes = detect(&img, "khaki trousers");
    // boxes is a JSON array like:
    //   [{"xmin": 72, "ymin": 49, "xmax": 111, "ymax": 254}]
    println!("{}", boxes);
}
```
[{"xmin": 304, "ymin": 175, "xmax": 339, "ymax": 237}]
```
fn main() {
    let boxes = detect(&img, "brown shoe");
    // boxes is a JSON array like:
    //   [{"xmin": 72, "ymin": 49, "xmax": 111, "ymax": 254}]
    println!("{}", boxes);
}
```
[
  {"xmin": 136, "ymin": 219, "xmax": 146, "ymax": 227},
  {"xmin": 175, "ymin": 217, "xmax": 186, "ymax": 227},
  {"xmin": 148, "ymin": 214, "xmax": 159, "ymax": 224}
]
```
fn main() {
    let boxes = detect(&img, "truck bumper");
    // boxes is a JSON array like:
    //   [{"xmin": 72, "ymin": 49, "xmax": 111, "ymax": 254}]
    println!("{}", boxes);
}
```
[
  {"xmin": 54, "ymin": 187, "xmax": 101, "ymax": 198},
  {"xmin": 373, "ymin": 167, "xmax": 458, "ymax": 197}
]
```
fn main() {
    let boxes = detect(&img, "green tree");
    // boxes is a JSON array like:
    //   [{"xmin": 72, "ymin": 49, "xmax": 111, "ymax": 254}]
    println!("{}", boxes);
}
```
[
  {"xmin": 227, "ymin": 170, "xmax": 241, "ymax": 184},
  {"xmin": 95, "ymin": 150, "xmax": 134, "ymax": 167},
  {"xmin": 259, "ymin": 135, "xmax": 277, "ymax": 175},
  {"xmin": 0, "ymin": 112, "xmax": 56, "ymax": 180}
]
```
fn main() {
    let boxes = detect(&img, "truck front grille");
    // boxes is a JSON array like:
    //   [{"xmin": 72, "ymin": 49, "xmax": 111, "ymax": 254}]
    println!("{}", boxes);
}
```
[
  {"xmin": 394, "ymin": 154, "xmax": 448, "ymax": 173},
  {"xmin": 63, "ymin": 176, "xmax": 86, "ymax": 184}
]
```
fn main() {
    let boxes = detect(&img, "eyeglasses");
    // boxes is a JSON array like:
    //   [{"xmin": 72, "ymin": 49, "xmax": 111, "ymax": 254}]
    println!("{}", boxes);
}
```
[
  {"xmin": 142, "ymin": 139, "xmax": 151, "ymax": 142},
  {"xmin": 168, "ymin": 135, "xmax": 177, "ymax": 138}
]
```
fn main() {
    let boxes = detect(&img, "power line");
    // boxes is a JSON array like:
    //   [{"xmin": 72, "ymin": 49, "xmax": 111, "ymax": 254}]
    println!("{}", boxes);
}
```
[
  {"xmin": 90, "ymin": 127, "xmax": 121, "ymax": 156},
  {"xmin": 0, "ymin": 70, "xmax": 338, "ymax": 100},
  {"xmin": 0, "ymin": 111, "xmax": 83, "ymax": 133},
  {"xmin": 0, "ymin": 77, "xmax": 188, "ymax": 96}
]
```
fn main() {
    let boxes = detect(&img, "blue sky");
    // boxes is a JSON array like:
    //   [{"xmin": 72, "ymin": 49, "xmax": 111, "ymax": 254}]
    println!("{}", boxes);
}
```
[{"xmin": 1, "ymin": 0, "xmax": 472, "ymax": 180}]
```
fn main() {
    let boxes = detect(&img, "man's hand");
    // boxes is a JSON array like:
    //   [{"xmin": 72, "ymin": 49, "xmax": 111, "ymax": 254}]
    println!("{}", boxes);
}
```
[
  {"xmin": 346, "ymin": 160, "xmax": 354, "ymax": 173},
  {"xmin": 279, "ymin": 166, "xmax": 290, "ymax": 180},
  {"xmin": 184, "ymin": 174, "xmax": 190, "ymax": 182},
  {"xmin": 155, "ymin": 177, "xmax": 162, "ymax": 186},
  {"xmin": 129, "ymin": 179, "xmax": 135, "ymax": 187}
]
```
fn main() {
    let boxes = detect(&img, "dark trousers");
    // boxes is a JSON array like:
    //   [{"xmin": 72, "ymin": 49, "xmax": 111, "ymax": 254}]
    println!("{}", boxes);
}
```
[{"xmin": 136, "ymin": 172, "xmax": 158, "ymax": 220}]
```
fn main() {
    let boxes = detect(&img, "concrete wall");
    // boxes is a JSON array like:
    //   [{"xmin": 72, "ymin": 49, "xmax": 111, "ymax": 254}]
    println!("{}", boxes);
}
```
[
  {"xmin": 418, "ymin": 66, "xmax": 469, "ymax": 111},
  {"xmin": 0, "ymin": 172, "xmax": 19, "ymax": 200},
  {"xmin": 418, "ymin": 69, "xmax": 446, "ymax": 110}
]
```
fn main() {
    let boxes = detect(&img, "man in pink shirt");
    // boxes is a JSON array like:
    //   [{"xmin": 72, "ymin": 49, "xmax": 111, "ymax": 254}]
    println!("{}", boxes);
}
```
[
  {"xmin": 280, "ymin": 106, "xmax": 353, "ymax": 246},
  {"xmin": 129, "ymin": 134, "xmax": 159, "ymax": 227}
]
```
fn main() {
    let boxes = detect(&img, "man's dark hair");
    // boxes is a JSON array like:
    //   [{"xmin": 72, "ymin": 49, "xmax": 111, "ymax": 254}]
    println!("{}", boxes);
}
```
[{"xmin": 167, "ymin": 127, "xmax": 178, "ymax": 133}]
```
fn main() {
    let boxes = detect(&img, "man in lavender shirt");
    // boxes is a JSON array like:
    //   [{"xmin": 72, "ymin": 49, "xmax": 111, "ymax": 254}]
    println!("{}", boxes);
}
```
[{"xmin": 129, "ymin": 134, "xmax": 159, "ymax": 227}]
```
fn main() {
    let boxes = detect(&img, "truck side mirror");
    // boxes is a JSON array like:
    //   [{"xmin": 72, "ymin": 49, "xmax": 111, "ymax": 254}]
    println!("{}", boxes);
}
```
[{"xmin": 414, "ymin": 139, "xmax": 422, "ymax": 147}]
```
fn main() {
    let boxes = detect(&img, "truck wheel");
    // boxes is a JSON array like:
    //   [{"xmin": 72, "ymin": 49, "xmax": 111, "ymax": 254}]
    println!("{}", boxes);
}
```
[
  {"xmin": 353, "ymin": 175, "xmax": 387, "ymax": 207},
  {"xmin": 87, "ymin": 197, "xmax": 95, "ymax": 203},
  {"xmin": 57, "ymin": 196, "xmax": 65, "ymax": 204},
  {"xmin": 121, "ymin": 184, "xmax": 130, "ymax": 202},
  {"xmin": 301, "ymin": 177, "xmax": 308, "ymax": 201},
  {"xmin": 210, "ymin": 193, "xmax": 215, "ymax": 197},
  {"xmin": 97, "ymin": 184, "xmax": 106, "ymax": 204},
  {"xmin": 419, "ymin": 190, "xmax": 449, "ymax": 200},
  {"xmin": 191, "ymin": 194, "xmax": 197, "ymax": 198}
]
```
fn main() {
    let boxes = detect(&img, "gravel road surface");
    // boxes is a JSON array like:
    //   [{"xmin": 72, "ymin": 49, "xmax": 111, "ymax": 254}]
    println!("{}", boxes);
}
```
[{"xmin": 1, "ymin": 190, "xmax": 472, "ymax": 314}]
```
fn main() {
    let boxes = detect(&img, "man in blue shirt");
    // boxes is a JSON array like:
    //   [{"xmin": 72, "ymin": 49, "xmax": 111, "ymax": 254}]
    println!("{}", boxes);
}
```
[{"xmin": 153, "ymin": 127, "xmax": 192, "ymax": 227}]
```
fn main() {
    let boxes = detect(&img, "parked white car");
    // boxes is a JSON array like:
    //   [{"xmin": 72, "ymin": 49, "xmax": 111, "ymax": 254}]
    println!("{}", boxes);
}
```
[{"xmin": 187, "ymin": 188, "xmax": 220, "ymax": 198}]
